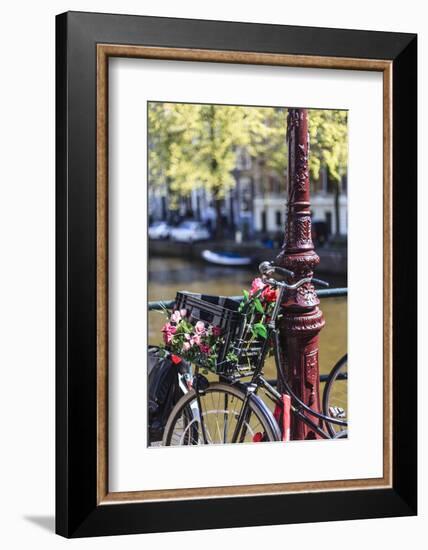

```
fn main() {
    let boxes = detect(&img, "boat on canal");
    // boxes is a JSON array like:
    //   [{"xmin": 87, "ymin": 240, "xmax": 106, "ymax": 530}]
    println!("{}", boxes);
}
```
[{"xmin": 201, "ymin": 249, "xmax": 253, "ymax": 266}]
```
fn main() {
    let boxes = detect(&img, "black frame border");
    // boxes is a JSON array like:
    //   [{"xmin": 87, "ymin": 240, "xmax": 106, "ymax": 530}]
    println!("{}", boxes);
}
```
[{"xmin": 56, "ymin": 11, "xmax": 417, "ymax": 538}]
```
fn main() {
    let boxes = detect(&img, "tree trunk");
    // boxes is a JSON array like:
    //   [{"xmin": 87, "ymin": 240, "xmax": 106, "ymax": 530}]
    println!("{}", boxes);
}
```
[
  {"xmin": 208, "ymin": 105, "xmax": 224, "ymax": 240},
  {"xmin": 214, "ymin": 195, "xmax": 223, "ymax": 240},
  {"xmin": 334, "ymin": 181, "xmax": 341, "ymax": 236},
  {"xmin": 165, "ymin": 176, "xmax": 172, "ymax": 223}
]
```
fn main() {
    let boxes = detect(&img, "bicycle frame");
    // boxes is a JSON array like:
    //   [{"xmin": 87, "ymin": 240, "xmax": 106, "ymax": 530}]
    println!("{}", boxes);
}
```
[{"xmin": 193, "ymin": 278, "xmax": 348, "ymax": 442}]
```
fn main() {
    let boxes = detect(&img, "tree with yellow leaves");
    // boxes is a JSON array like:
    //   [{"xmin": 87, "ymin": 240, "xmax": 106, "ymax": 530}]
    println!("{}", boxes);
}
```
[
  {"xmin": 148, "ymin": 102, "xmax": 347, "ymax": 238},
  {"xmin": 308, "ymin": 109, "xmax": 348, "ymax": 236}
]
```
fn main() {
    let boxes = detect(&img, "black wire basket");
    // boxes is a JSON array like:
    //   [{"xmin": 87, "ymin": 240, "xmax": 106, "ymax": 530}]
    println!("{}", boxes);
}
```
[{"xmin": 173, "ymin": 291, "xmax": 264, "ymax": 375}]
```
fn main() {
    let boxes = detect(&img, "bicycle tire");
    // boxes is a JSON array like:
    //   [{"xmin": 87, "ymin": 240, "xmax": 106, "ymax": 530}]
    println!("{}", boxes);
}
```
[
  {"xmin": 162, "ymin": 382, "xmax": 281, "ymax": 445},
  {"xmin": 322, "ymin": 354, "xmax": 348, "ymax": 438}
]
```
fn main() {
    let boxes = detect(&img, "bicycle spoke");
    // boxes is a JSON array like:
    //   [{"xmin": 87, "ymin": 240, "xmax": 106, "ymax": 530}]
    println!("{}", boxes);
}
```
[
  {"xmin": 165, "ymin": 387, "xmax": 275, "ymax": 445},
  {"xmin": 322, "ymin": 354, "xmax": 348, "ymax": 437},
  {"xmin": 223, "ymin": 393, "xmax": 228, "ymax": 443}
]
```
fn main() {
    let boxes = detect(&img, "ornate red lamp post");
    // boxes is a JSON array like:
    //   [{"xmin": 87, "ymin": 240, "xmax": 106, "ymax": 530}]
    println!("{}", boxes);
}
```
[{"xmin": 276, "ymin": 108, "xmax": 325, "ymax": 440}]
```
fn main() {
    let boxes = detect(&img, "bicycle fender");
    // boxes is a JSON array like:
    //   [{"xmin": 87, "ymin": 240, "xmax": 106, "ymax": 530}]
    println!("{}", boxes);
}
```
[{"xmin": 248, "ymin": 393, "xmax": 282, "ymax": 442}]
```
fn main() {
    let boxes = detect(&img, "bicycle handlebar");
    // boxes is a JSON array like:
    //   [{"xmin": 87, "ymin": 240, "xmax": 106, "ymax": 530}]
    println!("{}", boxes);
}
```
[
  {"xmin": 265, "ymin": 277, "xmax": 312, "ymax": 290},
  {"xmin": 311, "ymin": 276, "xmax": 330, "ymax": 288},
  {"xmin": 258, "ymin": 261, "xmax": 330, "ymax": 288},
  {"xmin": 259, "ymin": 261, "xmax": 294, "ymax": 278}
]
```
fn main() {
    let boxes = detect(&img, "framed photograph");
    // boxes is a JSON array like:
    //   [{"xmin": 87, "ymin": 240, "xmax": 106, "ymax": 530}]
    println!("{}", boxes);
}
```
[{"xmin": 56, "ymin": 11, "xmax": 417, "ymax": 537}]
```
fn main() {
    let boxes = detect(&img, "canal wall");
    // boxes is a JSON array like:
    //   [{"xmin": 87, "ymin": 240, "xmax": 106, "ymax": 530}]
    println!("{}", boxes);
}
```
[{"xmin": 149, "ymin": 239, "xmax": 347, "ymax": 276}]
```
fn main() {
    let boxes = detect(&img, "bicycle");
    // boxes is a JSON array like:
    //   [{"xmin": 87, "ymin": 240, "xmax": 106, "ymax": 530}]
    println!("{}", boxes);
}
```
[{"xmin": 161, "ymin": 262, "xmax": 348, "ymax": 445}]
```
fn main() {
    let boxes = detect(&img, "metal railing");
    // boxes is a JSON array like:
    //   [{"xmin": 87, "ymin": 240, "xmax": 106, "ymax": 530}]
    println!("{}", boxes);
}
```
[
  {"xmin": 148, "ymin": 287, "xmax": 347, "ymax": 311},
  {"xmin": 148, "ymin": 288, "xmax": 348, "ymax": 385}
]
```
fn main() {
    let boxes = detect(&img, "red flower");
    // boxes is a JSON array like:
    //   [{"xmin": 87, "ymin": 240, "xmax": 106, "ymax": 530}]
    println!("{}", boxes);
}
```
[
  {"xmin": 171, "ymin": 354, "xmax": 182, "ymax": 364},
  {"xmin": 212, "ymin": 326, "xmax": 222, "ymax": 337},
  {"xmin": 199, "ymin": 343, "xmax": 211, "ymax": 354},
  {"xmin": 261, "ymin": 286, "xmax": 277, "ymax": 303}
]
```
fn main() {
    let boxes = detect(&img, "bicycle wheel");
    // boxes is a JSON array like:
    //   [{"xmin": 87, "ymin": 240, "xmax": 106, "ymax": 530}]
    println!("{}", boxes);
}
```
[
  {"xmin": 162, "ymin": 383, "xmax": 281, "ymax": 445},
  {"xmin": 322, "ymin": 354, "xmax": 348, "ymax": 438}
]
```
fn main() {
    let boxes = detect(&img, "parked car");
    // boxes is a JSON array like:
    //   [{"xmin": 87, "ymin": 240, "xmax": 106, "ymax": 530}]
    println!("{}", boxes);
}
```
[
  {"xmin": 170, "ymin": 221, "xmax": 210, "ymax": 243},
  {"xmin": 148, "ymin": 221, "xmax": 171, "ymax": 240}
]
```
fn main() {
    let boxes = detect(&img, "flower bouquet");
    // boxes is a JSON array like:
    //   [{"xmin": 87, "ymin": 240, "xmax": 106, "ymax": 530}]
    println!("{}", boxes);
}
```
[
  {"xmin": 238, "ymin": 277, "xmax": 278, "ymax": 340},
  {"xmin": 158, "ymin": 278, "xmax": 278, "ymax": 373},
  {"xmin": 160, "ymin": 308, "xmax": 225, "ymax": 371}
]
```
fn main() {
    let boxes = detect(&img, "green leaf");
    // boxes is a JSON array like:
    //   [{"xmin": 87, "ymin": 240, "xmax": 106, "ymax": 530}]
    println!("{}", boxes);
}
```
[
  {"xmin": 254, "ymin": 298, "xmax": 264, "ymax": 314},
  {"xmin": 253, "ymin": 322, "xmax": 268, "ymax": 339},
  {"xmin": 242, "ymin": 289, "xmax": 249, "ymax": 301}
]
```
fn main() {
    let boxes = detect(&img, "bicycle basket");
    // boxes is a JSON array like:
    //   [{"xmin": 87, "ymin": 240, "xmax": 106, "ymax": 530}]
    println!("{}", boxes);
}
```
[{"xmin": 173, "ymin": 291, "xmax": 265, "ymax": 375}]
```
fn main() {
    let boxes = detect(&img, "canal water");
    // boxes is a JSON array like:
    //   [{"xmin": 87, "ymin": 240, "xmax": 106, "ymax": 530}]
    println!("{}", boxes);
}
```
[{"xmin": 148, "ymin": 257, "xmax": 347, "ymax": 412}]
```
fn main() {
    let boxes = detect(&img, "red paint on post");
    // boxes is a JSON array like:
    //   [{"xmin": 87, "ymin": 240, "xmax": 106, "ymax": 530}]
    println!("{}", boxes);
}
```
[
  {"xmin": 282, "ymin": 394, "xmax": 291, "ymax": 442},
  {"xmin": 276, "ymin": 108, "xmax": 325, "ymax": 440}
]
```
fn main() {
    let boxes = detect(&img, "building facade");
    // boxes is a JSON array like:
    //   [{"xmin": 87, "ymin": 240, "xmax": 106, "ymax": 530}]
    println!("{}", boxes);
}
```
[{"xmin": 149, "ymin": 150, "xmax": 348, "ymax": 240}]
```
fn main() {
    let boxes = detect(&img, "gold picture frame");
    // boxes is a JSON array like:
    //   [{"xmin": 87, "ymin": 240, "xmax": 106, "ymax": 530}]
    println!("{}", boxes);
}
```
[{"xmin": 56, "ymin": 11, "xmax": 416, "ymax": 537}]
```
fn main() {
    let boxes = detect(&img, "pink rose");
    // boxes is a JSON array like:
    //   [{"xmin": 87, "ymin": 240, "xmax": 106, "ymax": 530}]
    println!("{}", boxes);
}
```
[
  {"xmin": 163, "ymin": 331, "xmax": 174, "ymax": 344},
  {"xmin": 171, "ymin": 310, "xmax": 182, "ymax": 323},
  {"xmin": 161, "ymin": 322, "xmax": 176, "ymax": 344},
  {"xmin": 250, "ymin": 277, "xmax": 266, "ymax": 296},
  {"xmin": 180, "ymin": 309, "xmax": 187, "ymax": 318},
  {"xmin": 182, "ymin": 342, "xmax": 191, "ymax": 351},
  {"xmin": 195, "ymin": 321, "xmax": 205, "ymax": 334},
  {"xmin": 191, "ymin": 335, "xmax": 201, "ymax": 346},
  {"xmin": 161, "ymin": 322, "xmax": 170, "ymax": 333},
  {"xmin": 163, "ymin": 323, "xmax": 176, "ymax": 335}
]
